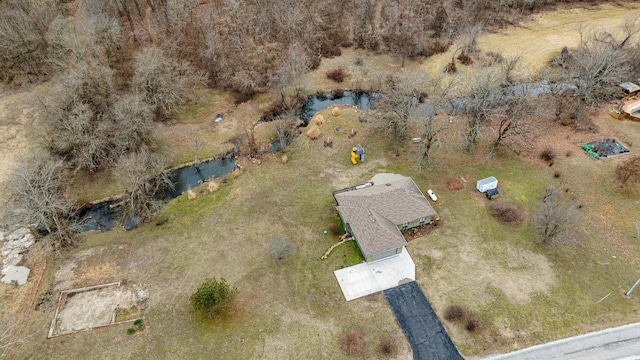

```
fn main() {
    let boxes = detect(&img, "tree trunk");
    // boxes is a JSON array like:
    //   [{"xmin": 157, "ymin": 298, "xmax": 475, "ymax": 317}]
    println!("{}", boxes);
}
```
[
  {"xmin": 145, "ymin": 0, "xmax": 155, "ymax": 12},
  {"xmin": 118, "ymin": 0, "xmax": 137, "ymax": 41},
  {"xmin": 132, "ymin": 0, "xmax": 142, "ymax": 17}
]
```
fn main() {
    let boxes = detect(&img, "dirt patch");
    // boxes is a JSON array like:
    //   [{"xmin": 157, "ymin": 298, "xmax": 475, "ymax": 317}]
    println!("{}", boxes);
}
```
[
  {"xmin": 50, "ymin": 283, "xmax": 147, "ymax": 337},
  {"xmin": 53, "ymin": 246, "xmax": 125, "ymax": 292},
  {"xmin": 404, "ymin": 220, "xmax": 442, "ymax": 242},
  {"xmin": 446, "ymin": 177, "xmax": 466, "ymax": 192},
  {"xmin": 53, "ymin": 248, "xmax": 96, "ymax": 292}
]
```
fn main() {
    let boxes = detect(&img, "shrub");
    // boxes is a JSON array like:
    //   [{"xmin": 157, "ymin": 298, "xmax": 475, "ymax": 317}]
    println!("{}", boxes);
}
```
[
  {"xmin": 270, "ymin": 235, "xmax": 296, "ymax": 262},
  {"xmin": 539, "ymin": 147, "xmax": 557, "ymax": 165},
  {"xmin": 340, "ymin": 329, "xmax": 365, "ymax": 356},
  {"xmin": 483, "ymin": 51, "xmax": 504, "ymax": 65},
  {"xmin": 465, "ymin": 313, "xmax": 481, "ymax": 332},
  {"xmin": 444, "ymin": 61, "xmax": 457, "ymax": 73},
  {"xmin": 326, "ymin": 68, "xmax": 347, "ymax": 83},
  {"xmin": 134, "ymin": 318, "xmax": 144, "ymax": 331},
  {"xmin": 190, "ymin": 278, "xmax": 237, "ymax": 317},
  {"xmin": 329, "ymin": 224, "xmax": 341, "ymax": 235},
  {"xmin": 444, "ymin": 304, "xmax": 466, "ymax": 323},
  {"xmin": 127, "ymin": 327, "xmax": 136, "ymax": 335},
  {"xmin": 332, "ymin": 88, "xmax": 344, "ymax": 98},
  {"xmin": 207, "ymin": 180, "xmax": 219, "ymax": 192},
  {"xmin": 457, "ymin": 51, "xmax": 473, "ymax": 65},
  {"xmin": 306, "ymin": 125, "xmax": 321, "ymax": 140},
  {"xmin": 487, "ymin": 202, "xmax": 524, "ymax": 224},
  {"xmin": 378, "ymin": 337, "xmax": 398, "ymax": 356},
  {"xmin": 313, "ymin": 114, "xmax": 325, "ymax": 126}
]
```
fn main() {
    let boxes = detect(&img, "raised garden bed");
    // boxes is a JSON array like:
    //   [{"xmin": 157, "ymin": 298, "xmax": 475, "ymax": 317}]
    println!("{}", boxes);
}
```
[{"xmin": 581, "ymin": 138, "xmax": 629, "ymax": 160}]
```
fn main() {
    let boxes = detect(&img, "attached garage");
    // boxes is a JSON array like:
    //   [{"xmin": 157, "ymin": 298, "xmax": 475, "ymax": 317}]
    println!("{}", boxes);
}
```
[
  {"xmin": 370, "ymin": 248, "xmax": 402, "ymax": 262},
  {"xmin": 334, "ymin": 176, "xmax": 437, "ymax": 262}
]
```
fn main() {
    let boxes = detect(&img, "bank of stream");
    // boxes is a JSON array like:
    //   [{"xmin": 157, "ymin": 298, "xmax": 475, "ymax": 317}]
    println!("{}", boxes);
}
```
[
  {"xmin": 77, "ymin": 91, "xmax": 378, "ymax": 232},
  {"xmin": 77, "ymin": 81, "xmax": 558, "ymax": 232}
]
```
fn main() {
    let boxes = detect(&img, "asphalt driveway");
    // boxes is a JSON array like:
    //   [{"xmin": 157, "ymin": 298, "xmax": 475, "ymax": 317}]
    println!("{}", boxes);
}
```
[{"xmin": 384, "ymin": 281, "xmax": 464, "ymax": 360}]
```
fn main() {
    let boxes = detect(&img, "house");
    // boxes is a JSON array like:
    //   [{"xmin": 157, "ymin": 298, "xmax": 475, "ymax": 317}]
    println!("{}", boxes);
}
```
[
  {"xmin": 333, "ymin": 176, "xmax": 437, "ymax": 262},
  {"xmin": 611, "ymin": 82, "xmax": 640, "ymax": 121}
]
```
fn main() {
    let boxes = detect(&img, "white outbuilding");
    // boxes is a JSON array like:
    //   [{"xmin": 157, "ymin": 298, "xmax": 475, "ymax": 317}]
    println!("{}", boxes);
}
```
[{"xmin": 476, "ymin": 176, "xmax": 498, "ymax": 193}]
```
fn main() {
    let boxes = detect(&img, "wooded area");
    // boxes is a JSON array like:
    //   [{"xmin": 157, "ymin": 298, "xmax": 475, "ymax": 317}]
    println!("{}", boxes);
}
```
[{"xmin": 1, "ymin": 0, "xmax": 639, "ymax": 243}]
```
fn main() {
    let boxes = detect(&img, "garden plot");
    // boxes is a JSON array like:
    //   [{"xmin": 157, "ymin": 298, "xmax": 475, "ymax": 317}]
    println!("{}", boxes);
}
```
[
  {"xmin": 581, "ymin": 138, "xmax": 629, "ymax": 160},
  {"xmin": 48, "ymin": 282, "xmax": 147, "ymax": 338}
]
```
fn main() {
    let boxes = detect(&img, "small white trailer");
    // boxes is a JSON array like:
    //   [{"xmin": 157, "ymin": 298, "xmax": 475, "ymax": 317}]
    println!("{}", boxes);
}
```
[{"xmin": 476, "ymin": 176, "xmax": 498, "ymax": 193}]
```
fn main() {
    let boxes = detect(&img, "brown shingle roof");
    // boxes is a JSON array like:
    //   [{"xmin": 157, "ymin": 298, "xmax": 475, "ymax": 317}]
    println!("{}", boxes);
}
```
[
  {"xmin": 336, "ymin": 206, "xmax": 406, "ymax": 258},
  {"xmin": 334, "ymin": 177, "xmax": 436, "ymax": 258}
]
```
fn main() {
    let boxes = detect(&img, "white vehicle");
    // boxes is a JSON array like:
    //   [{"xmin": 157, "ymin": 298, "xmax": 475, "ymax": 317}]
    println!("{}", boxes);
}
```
[
  {"xmin": 476, "ymin": 176, "xmax": 498, "ymax": 193},
  {"xmin": 427, "ymin": 189, "xmax": 437, "ymax": 202}
]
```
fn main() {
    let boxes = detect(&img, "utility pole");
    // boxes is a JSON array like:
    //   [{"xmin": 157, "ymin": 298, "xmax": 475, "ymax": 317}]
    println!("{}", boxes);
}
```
[{"xmin": 626, "ymin": 278, "xmax": 640, "ymax": 296}]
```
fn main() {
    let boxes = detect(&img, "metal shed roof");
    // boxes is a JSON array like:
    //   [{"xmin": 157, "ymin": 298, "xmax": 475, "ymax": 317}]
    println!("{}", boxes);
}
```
[{"xmin": 619, "ymin": 82, "xmax": 640, "ymax": 94}]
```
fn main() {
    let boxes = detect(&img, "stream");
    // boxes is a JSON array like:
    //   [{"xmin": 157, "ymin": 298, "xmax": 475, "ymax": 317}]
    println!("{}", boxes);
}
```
[{"xmin": 77, "ymin": 81, "xmax": 558, "ymax": 232}]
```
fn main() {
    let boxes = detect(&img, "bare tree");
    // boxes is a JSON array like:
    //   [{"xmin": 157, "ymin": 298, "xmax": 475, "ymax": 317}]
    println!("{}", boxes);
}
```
[
  {"xmin": 568, "ymin": 39, "xmax": 629, "ymax": 105},
  {"xmin": 132, "ymin": 46, "xmax": 204, "ymax": 119},
  {"xmin": 0, "ymin": 314, "xmax": 38, "ymax": 359},
  {"xmin": 78, "ymin": 0, "xmax": 123, "ymax": 63},
  {"xmin": 561, "ymin": 22, "xmax": 636, "ymax": 105},
  {"xmin": 536, "ymin": 185, "xmax": 579, "ymax": 246},
  {"xmin": 618, "ymin": 15, "xmax": 640, "ymax": 49},
  {"xmin": 615, "ymin": 155, "xmax": 640, "ymax": 188},
  {"xmin": 459, "ymin": 65, "xmax": 506, "ymax": 152},
  {"xmin": 377, "ymin": 72, "xmax": 430, "ymax": 141},
  {"xmin": 491, "ymin": 89, "xmax": 536, "ymax": 154},
  {"xmin": 109, "ymin": 94, "xmax": 156, "ymax": 157},
  {"xmin": 187, "ymin": 125, "xmax": 203, "ymax": 166},
  {"xmin": 114, "ymin": 146, "xmax": 172, "ymax": 221},
  {"xmin": 5, "ymin": 152, "xmax": 76, "ymax": 248},
  {"xmin": 353, "ymin": 0, "xmax": 378, "ymax": 51},
  {"xmin": 1, "ymin": 319, "xmax": 22, "ymax": 359},
  {"xmin": 44, "ymin": 15, "xmax": 85, "ymax": 72},
  {"xmin": 379, "ymin": 0, "xmax": 431, "ymax": 67},
  {"xmin": 0, "ymin": 0, "xmax": 58, "ymax": 83},
  {"xmin": 415, "ymin": 75, "xmax": 453, "ymax": 165},
  {"xmin": 273, "ymin": 111, "xmax": 301, "ymax": 151},
  {"xmin": 269, "ymin": 42, "xmax": 310, "ymax": 103},
  {"xmin": 45, "ymin": 63, "xmax": 157, "ymax": 172},
  {"xmin": 501, "ymin": 55, "xmax": 521, "ymax": 84}
]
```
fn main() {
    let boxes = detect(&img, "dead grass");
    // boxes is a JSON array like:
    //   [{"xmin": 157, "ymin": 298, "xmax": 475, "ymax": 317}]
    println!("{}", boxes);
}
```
[
  {"xmin": 4, "ymin": 4, "xmax": 640, "ymax": 360},
  {"xmin": 475, "ymin": 4, "xmax": 640, "ymax": 76},
  {"xmin": 0, "ymin": 84, "xmax": 47, "ymax": 203},
  {"xmin": 446, "ymin": 177, "xmax": 466, "ymax": 192},
  {"xmin": 11, "ymin": 98, "xmax": 640, "ymax": 359},
  {"xmin": 340, "ymin": 328, "xmax": 365, "ymax": 356}
]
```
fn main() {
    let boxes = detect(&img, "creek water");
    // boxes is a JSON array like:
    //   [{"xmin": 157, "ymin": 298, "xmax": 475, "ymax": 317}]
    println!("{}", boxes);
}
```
[
  {"xmin": 78, "ymin": 157, "xmax": 237, "ymax": 231},
  {"xmin": 300, "ymin": 91, "xmax": 377, "ymax": 123},
  {"xmin": 77, "ymin": 82, "xmax": 554, "ymax": 231}
]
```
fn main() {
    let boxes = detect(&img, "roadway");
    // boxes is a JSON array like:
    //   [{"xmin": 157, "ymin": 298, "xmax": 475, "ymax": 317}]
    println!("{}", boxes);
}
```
[{"xmin": 482, "ymin": 323, "xmax": 640, "ymax": 360}]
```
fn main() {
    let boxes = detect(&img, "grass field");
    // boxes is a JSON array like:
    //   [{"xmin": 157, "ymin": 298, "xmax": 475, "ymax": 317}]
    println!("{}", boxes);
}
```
[
  {"xmin": 13, "ymin": 101, "xmax": 640, "ymax": 360},
  {"xmin": 4, "ymin": 3, "xmax": 640, "ymax": 359},
  {"xmin": 420, "ymin": 3, "xmax": 640, "ymax": 76}
]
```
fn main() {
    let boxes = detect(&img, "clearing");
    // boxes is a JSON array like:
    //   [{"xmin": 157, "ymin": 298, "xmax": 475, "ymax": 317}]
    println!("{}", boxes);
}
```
[{"xmin": 2, "ymin": 3, "xmax": 640, "ymax": 360}]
